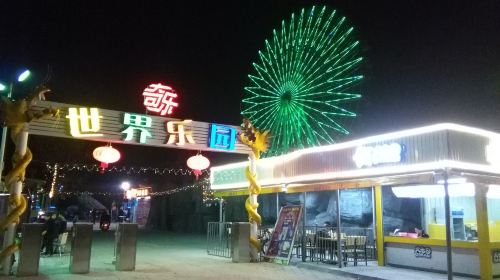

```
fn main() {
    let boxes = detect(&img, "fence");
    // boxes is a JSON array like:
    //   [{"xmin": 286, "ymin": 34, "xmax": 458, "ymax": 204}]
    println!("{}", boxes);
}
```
[
  {"xmin": 207, "ymin": 222, "xmax": 376, "ymax": 265},
  {"xmin": 206, "ymin": 222, "xmax": 232, "ymax": 258},
  {"xmin": 293, "ymin": 226, "xmax": 376, "ymax": 265}
]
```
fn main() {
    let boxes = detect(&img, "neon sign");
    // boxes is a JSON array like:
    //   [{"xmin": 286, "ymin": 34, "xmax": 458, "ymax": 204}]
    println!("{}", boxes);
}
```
[
  {"xmin": 209, "ymin": 124, "xmax": 236, "ymax": 151},
  {"xmin": 35, "ymin": 100, "xmax": 249, "ymax": 154},
  {"xmin": 142, "ymin": 83, "xmax": 178, "ymax": 116},
  {"xmin": 122, "ymin": 113, "xmax": 153, "ymax": 144},
  {"xmin": 126, "ymin": 187, "xmax": 150, "ymax": 199},
  {"xmin": 66, "ymin": 107, "xmax": 103, "ymax": 137},
  {"xmin": 166, "ymin": 120, "xmax": 195, "ymax": 146},
  {"xmin": 352, "ymin": 143, "xmax": 403, "ymax": 168}
]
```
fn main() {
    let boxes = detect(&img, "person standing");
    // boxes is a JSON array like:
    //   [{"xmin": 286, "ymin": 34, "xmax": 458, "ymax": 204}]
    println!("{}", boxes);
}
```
[{"xmin": 41, "ymin": 213, "xmax": 58, "ymax": 256}]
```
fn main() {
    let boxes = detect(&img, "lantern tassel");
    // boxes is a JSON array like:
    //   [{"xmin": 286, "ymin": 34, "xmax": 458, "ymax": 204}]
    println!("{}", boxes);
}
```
[
  {"xmin": 193, "ymin": 169, "xmax": 202, "ymax": 180},
  {"xmin": 100, "ymin": 162, "xmax": 108, "ymax": 174}
]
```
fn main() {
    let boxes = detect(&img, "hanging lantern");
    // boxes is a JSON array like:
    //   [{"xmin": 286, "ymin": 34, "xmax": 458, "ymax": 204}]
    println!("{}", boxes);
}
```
[
  {"xmin": 187, "ymin": 153, "xmax": 210, "ymax": 179},
  {"xmin": 93, "ymin": 144, "xmax": 121, "ymax": 170}
]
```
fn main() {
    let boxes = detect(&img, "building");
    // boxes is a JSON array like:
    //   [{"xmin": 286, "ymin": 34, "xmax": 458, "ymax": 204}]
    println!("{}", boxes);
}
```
[{"xmin": 210, "ymin": 123, "xmax": 500, "ymax": 279}]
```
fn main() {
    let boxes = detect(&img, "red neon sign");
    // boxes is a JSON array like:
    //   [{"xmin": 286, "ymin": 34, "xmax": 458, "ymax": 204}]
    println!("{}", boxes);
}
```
[{"xmin": 142, "ymin": 83, "xmax": 179, "ymax": 116}]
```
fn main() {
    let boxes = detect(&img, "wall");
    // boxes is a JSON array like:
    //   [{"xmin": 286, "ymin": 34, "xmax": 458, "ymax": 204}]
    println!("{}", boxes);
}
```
[{"xmin": 148, "ymin": 188, "xmax": 219, "ymax": 233}]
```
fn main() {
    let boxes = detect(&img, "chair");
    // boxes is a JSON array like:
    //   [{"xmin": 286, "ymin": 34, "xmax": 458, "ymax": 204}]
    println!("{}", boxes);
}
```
[
  {"xmin": 53, "ymin": 232, "xmax": 68, "ymax": 257},
  {"xmin": 342, "ymin": 235, "xmax": 357, "ymax": 265},
  {"xmin": 304, "ymin": 233, "xmax": 319, "ymax": 262},
  {"xmin": 354, "ymin": 236, "xmax": 368, "ymax": 266},
  {"xmin": 342, "ymin": 235, "xmax": 368, "ymax": 266}
]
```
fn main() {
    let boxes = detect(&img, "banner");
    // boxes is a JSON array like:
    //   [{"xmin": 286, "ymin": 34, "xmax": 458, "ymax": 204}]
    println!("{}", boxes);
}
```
[
  {"xmin": 265, "ymin": 205, "xmax": 303, "ymax": 263},
  {"xmin": 135, "ymin": 199, "xmax": 151, "ymax": 227}
]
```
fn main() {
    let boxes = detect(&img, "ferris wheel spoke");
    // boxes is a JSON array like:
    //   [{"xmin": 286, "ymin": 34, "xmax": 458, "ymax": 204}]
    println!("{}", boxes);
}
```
[{"xmin": 242, "ymin": 6, "xmax": 363, "ymax": 156}]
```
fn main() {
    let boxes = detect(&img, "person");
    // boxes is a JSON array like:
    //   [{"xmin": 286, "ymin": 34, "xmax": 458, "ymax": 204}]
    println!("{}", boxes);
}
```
[
  {"xmin": 41, "ymin": 213, "xmax": 58, "ymax": 256},
  {"xmin": 316, "ymin": 222, "xmax": 334, "ymax": 260},
  {"xmin": 415, "ymin": 227, "xmax": 429, "ymax": 238},
  {"xmin": 317, "ymin": 222, "xmax": 333, "ymax": 238},
  {"xmin": 100, "ymin": 210, "xmax": 111, "ymax": 228},
  {"xmin": 90, "ymin": 208, "xmax": 97, "ymax": 224},
  {"xmin": 118, "ymin": 207, "xmax": 125, "ymax": 222},
  {"xmin": 56, "ymin": 213, "xmax": 67, "ymax": 234}
]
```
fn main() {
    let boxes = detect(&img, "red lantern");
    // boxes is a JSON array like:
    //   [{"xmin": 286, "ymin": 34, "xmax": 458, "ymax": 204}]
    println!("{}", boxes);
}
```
[
  {"xmin": 93, "ymin": 144, "xmax": 121, "ymax": 169},
  {"xmin": 187, "ymin": 153, "xmax": 210, "ymax": 179}
]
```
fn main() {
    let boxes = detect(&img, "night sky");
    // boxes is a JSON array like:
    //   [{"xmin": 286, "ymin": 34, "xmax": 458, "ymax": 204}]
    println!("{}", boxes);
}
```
[{"xmin": 1, "ymin": 1, "xmax": 500, "ymax": 190}]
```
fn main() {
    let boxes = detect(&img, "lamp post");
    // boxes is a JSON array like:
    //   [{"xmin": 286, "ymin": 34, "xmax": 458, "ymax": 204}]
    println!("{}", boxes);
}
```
[
  {"xmin": 0, "ymin": 69, "xmax": 30, "ymax": 275},
  {"xmin": 0, "ymin": 69, "xmax": 31, "ymax": 185}
]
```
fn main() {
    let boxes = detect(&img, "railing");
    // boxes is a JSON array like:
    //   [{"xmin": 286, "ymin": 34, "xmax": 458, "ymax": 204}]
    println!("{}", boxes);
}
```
[
  {"xmin": 207, "ymin": 222, "xmax": 375, "ymax": 265},
  {"xmin": 293, "ymin": 226, "xmax": 376, "ymax": 265},
  {"xmin": 206, "ymin": 222, "xmax": 232, "ymax": 258}
]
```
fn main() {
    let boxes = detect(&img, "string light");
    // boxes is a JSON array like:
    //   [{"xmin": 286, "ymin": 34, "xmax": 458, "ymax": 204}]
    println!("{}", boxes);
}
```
[
  {"xmin": 49, "ymin": 163, "xmax": 58, "ymax": 198},
  {"xmin": 55, "ymin": 183, "xmax": 206, "ymax": 198},
  {"xmin": 44, "ymin": 162, "xmax": 207, "ymax": 176},
  {"xmin": 200, "ymin": 177, "xmax": 220, "ymax": 205}
]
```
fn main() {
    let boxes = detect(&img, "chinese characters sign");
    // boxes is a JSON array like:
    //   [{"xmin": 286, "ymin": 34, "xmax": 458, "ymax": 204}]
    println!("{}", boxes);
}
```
[
  {"xmin": 67, "ymin": 108, "xmax": 103, "ymax": 137},
  {"xmin": 143, "ymin": 83, "xmax": 178, "ymax": 116},
  {"xmin": 29, "ymin": 101, "xmax": 250, "ymax": 154},
  {"xmin": 209, "ymin": 124, "xmax": 236, "ymax": 151}
]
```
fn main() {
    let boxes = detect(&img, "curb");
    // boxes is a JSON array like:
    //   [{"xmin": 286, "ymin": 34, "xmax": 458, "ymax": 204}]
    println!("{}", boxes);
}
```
[{"xmin": 293, "ymin": 262, "xmax": 387, "ymax": 280}]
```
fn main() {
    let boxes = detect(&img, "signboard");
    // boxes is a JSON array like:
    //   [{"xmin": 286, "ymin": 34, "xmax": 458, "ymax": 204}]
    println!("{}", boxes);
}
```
[
  {"xmin": 493, "ymin": 250, "xmax": 500, "ymax": 264},
  {"xmin": 142, "ymin": 83, "xmax": 179, "ymax": 116},
  {"xmin": 352, "ymin": 143, "xmax": 404, "ymax": 168},
  {"xmin": 414, "ymin": 246, "xmax": 432, "ymax": 259},
  {"xmin": 265, "ymin": 205, "xmax": 303, "ymax": 264},
  {"xmin": 29, "ymin": 101, "xmax": 250, "ymax": 154},
  {"xmin": 135, "ymin": 198, "xmax": 151, "ymax": 227}
]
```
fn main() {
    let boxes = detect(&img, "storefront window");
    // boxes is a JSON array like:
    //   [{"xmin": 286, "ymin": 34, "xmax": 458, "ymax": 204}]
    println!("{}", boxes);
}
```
[
  {"xmin": 386, "ymin": 179, "xmax": 478, "ymax": 241},
  {"xmin": 488, "ymin": 184, "xmax": 500, "ymax": 242}
]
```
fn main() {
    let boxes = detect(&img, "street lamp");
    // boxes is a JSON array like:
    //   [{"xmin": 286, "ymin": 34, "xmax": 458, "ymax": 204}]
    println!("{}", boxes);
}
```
[
  {"xmin": 0, "ymin": 69, "xmax": 31, "ymax": 184},
  {"xmin": 17, "ymin": 69, "xmax": 30, "ymax": 82},
  {"xmin": 120, "ymin": 181, "xmax": 131, "ymax": 191}
]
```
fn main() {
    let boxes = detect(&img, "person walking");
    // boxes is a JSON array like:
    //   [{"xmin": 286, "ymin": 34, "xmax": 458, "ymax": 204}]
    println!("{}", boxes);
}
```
[{"xmin": 41, "ymin": 213, "xmax": 58, "ymax": 256}]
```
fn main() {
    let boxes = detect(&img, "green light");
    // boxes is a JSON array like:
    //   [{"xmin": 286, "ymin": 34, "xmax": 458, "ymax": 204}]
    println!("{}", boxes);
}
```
[
  {"xmin": 241, "ymin": 6, "xmax": 364, "ymax": 156},
  {"xmin": 17, "ymin": 70, "xmax": 30, "ymax": 82},
  {"xmin": 0, "ymin": 83, "xmax": 6, "ymax": 91}
]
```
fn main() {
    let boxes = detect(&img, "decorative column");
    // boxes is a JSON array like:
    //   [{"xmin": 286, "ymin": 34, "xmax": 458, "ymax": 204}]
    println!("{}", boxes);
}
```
[
  {"xmin": 239, "ymin": 119, "xmax": 270, "ymax": 261},
  {"xmin": 374, "ymin": 184, "xmax": 384, "ymax": 266},
  {"xmin": 475, "ymin": 184, "xmax": 492, "ymax": 280},
  {"xmin": 0, "ymin": 86, "xmax": 58, "ymax": 275}
]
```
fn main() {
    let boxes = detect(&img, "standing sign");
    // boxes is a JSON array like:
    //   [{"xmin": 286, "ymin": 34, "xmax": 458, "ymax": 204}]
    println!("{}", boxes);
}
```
[
  {"xmin": 265, "ymin": 205, "xmax": 303, "ymax": 264},
  {"xmin": 135, "ymin": 198, "xmax": 151, "ymax": 227}
]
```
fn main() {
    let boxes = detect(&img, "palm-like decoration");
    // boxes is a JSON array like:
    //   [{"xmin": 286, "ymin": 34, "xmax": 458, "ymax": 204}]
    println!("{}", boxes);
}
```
[{"xmin": 242, "ymin": 6, "xmax": 363, "ymax": 156}]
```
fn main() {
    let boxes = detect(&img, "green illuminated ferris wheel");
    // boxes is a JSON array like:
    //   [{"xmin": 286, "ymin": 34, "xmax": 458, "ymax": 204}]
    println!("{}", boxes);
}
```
[{"xmin": 242, "ymin": 6, "xmax": 363, "ymax": 156}]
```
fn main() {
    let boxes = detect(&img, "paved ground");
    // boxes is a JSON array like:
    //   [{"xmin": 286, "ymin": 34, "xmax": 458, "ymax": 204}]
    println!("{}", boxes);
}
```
[
  {"xmin": 4, "ymin": 227, "xmax": 476, "ymax": 280},
  {"xmin": 6, "ymin": 229, "xmax": 358, "ymax": 280}
]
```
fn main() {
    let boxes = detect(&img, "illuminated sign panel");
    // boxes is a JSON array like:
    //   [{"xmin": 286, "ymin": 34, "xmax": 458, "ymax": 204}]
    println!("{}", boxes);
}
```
[
  {"xmin": 122, "ymin": 113, "xmax": 153, "ymax": 144},
  {"xmin": 142, "ymin": 83, "xmax": 178, "ymax": 116},
  {"xmin": 165, "ymin": 120, "xmax": 195, "ymax": 146},
  {"xmin": 126, "ymin": 187, "xmax": 150, "ymax": 199},
  {"xmin": 66, "ymin": 107, "xmax": 103, "ymax": 137},
  {"xmin": 28, "ymin": 101, "xmax": 251, "ymax": 154},
  {"xmin": 352, "ymin": 143, "xmax": 403, "ymax": 168},
  {"xmin": 486, "ymin": 139, "xmax": 500, "ymax": 166},
  {"xmin": 209, "ymin": 124, "xmax": 236, "ymax": 151}
]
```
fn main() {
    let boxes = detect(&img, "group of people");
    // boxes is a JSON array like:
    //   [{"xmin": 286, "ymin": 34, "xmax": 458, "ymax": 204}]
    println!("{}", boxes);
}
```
[{"xmin": 40, "ymin": 213, "xmax": 67, "ymax": 256}]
